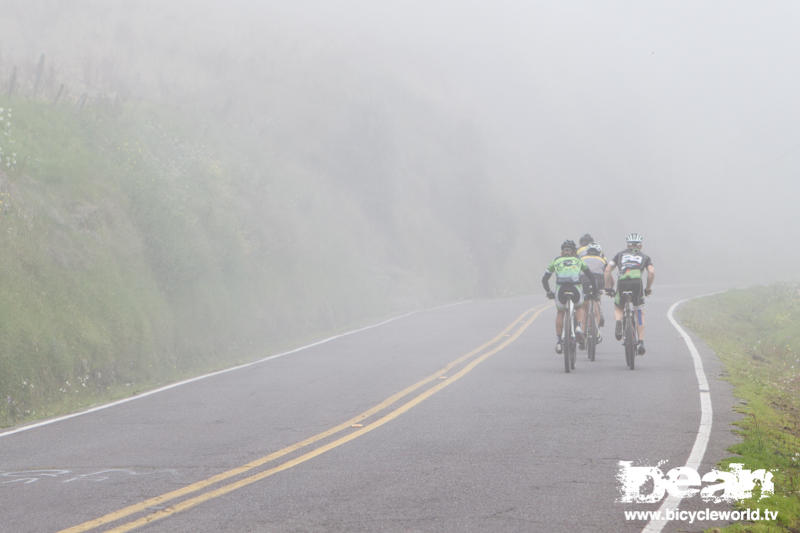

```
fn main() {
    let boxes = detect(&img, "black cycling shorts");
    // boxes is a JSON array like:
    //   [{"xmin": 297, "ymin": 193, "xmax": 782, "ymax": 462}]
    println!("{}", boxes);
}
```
[
  {"xmin": 582, "ymin": 273, "xmax": 605, "ymax": 300},
  {"xmin": 615, "ymin": 278, "xmax": 644, "ymax": 308},
  {"xmin": 556, "ymin": 283, "xmax": 583, "ymax": 311}
]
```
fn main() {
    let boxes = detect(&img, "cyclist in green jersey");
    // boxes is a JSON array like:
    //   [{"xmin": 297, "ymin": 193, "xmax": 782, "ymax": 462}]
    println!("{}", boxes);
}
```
[{"xmin": 542, "ymin": 240, "xmax": 597, "ymax": 354}]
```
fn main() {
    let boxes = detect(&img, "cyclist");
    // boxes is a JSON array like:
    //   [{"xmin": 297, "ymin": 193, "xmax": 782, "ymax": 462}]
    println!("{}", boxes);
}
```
[
  {"xmin": 542, "ymin": 240, "xmax": 597, "ymax": 354},
  {"xmin": 603, "ymin": 233, "xmax": 655, "ymax": 355},
  {"xmin": 577, "ymin": 233, "xmax": 595, "ymax": 257},
  {"xmin": 581, "ymin": 242, "xmax": 607, "ymax": 334}
]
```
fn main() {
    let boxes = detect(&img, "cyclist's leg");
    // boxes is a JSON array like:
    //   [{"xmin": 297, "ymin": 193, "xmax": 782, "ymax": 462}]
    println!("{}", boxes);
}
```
[
  {"xmin": 576, "ymin": 303, "xmax": 586, "ymax": 328},
  {"xmin": 635, "ymin": 306, "xmax": 646, "ymax": 354},
  {"xmin": 613, "ymin": 289, "xmax": 624, "ymax": 322},
  {"xmin": 554, "ymin": 286, "xmax": 567, "ymax": 352},
  {"xmin": 593, "ymin": 273, "xmax": 605, "ymax": 326},
  {"xmin": 614, "ymin": 304, "xmax": 623, "ymax": 339},
  {"xmin": 636, "ymin": 280, "xmax": 645, "ymax": 338},
  {"xmin": 636, "ymin": 307, "xmax": 645, "ymax": 340},
  {"xmin": 590, "ymin": 297, "xmax": 602, "ymax": 342},
  {"xmin": 555, "ymin": 285, "xmax": 566, "ymax": 335},
  {"xmin": 556, "ymin": 309, "xmax": 565, "ymax": 337},
  {"xmin": 574, "ymin": 287, "xmax": 586, "ymax": 346},
  {"xmin": 581, "ymin": 276, "xmax": 592, "ymax": 321},
  {"xmin": 632, "ymin": 281, "xmax": 646, "ymax": 354},
  {"xmin": 591, "ymin": 295, "xmax": 601, "ymax": 326}
]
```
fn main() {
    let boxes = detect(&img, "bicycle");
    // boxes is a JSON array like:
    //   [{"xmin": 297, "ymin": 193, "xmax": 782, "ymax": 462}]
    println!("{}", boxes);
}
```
[{"xmin": 559, "ymin": 286, "xmax": 579, "ymax": 373}]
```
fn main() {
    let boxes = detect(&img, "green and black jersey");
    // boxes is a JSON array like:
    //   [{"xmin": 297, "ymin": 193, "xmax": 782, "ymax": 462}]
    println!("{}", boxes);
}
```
[
  {"xmin": 542, "ymin": 254, "xmax": 593, "ymax": 292},
  {"xmin": 610, "ymin": 250, "xmax": 653, "ymax": 280}
]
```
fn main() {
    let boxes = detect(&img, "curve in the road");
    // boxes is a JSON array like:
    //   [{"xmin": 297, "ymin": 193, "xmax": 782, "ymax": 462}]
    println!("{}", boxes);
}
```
[{"xmin": 641, "ymin": 296, "xmax": 716, "ymax": 533}]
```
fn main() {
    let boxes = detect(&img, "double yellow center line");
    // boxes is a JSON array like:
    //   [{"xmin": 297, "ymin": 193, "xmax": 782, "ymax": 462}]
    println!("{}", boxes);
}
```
[{"xmin": 61, "ymin": 304, "xmax": 548, "ymax": 532}]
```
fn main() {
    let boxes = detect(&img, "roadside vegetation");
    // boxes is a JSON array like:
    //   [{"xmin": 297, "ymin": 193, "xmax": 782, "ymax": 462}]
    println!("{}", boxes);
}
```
[
  {"xmin": 0, "ymin": 80, "xmax": 519, "ymax": 427},
  {"xmin": 679, "ymin": 284, "xmax": 800, "ymax": 532}
]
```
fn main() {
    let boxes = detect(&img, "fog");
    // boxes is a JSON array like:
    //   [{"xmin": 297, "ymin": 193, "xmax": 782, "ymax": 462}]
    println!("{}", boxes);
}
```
[{"xmin": 2, "ymin": 0, "xmax": 798, "ymax": 289}]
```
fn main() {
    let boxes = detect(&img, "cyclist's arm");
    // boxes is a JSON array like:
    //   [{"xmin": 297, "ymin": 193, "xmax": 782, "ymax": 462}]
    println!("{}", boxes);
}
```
[
  {"xmin": 542, "ymin": 271, "xmax": 553, "ymax": 293},
  {"xmin": 604, "ymin": 261, "xmax": 616, "ymax": 290},
  {"xmin": 645, "ymin": 264, "xmax": 655, "ymax": 292}
]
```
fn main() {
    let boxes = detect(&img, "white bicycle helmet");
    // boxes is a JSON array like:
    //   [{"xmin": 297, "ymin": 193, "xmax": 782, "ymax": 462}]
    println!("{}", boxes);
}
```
[
  {"xmin": 625, "ymin": 233, "xmax": 643, "ymax": 244},
  {"xmin": 587, "ymin": 242, "xmax": 603, "ymax": 255}
]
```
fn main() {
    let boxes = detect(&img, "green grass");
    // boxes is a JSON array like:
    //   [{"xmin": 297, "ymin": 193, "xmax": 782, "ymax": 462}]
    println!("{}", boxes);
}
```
[
  {"xmin": 0, "ymin": 93, "xmax": 501, "ymax": 428},
  {"xmin": 0, "ymin": 98, "xmax": 204, "ymax": 423},
  {"xmin": 678, "ymin": 284, "xmax": 800, "ymax": 533}
]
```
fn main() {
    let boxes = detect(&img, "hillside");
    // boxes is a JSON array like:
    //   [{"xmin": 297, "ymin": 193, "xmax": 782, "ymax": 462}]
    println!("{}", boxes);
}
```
[{"xmin": 0, "ymin": 76, "xmax": 514, "ymax": 426}]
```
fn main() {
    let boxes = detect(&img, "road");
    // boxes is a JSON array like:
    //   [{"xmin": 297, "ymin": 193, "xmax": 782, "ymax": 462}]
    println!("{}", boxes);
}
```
[{"xmin": 0, "ymin": 285, "xmax": 741, "ymax": 532}]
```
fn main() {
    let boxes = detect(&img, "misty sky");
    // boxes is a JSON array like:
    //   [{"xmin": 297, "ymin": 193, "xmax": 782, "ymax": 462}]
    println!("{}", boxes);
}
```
[
  {"xmin": 325, "ymin": 0, "xmax": 800, "ymax": 279},
  {"xmin": 287, "ymin": 0, "xmax": 800, "ymax": 282},
  {"xmin": 2, "ymin": 0, "xmax": 798, "ymax": 284}
]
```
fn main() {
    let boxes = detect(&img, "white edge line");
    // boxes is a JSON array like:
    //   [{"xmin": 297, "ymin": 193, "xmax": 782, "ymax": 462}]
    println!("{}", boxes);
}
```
[
  {"xmin": 642, "ymin": 290, "xmax": 728, "ymax": 533},
  {"xmin": 0, "ymin": 300, "xmax": 471, "ymax": 439}
]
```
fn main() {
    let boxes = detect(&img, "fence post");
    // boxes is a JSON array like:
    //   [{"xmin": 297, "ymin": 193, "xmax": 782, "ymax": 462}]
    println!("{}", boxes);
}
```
[
  {"xmin": 53, "ymin": 83, "xmax": 64, "ymax": 104},
  {"xmin": 33, "ymin": 53, "xmax": 45, "ymax": 96},
  {"xmin": 7, "ymin": 66, "xmax": 17, "ymax": 97}
]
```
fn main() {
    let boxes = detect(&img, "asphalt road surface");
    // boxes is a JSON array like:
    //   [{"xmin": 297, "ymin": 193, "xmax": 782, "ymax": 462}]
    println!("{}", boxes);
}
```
[{"xmin": 0, "ymin": 285, "xmax": 742, "ymax": 532}]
